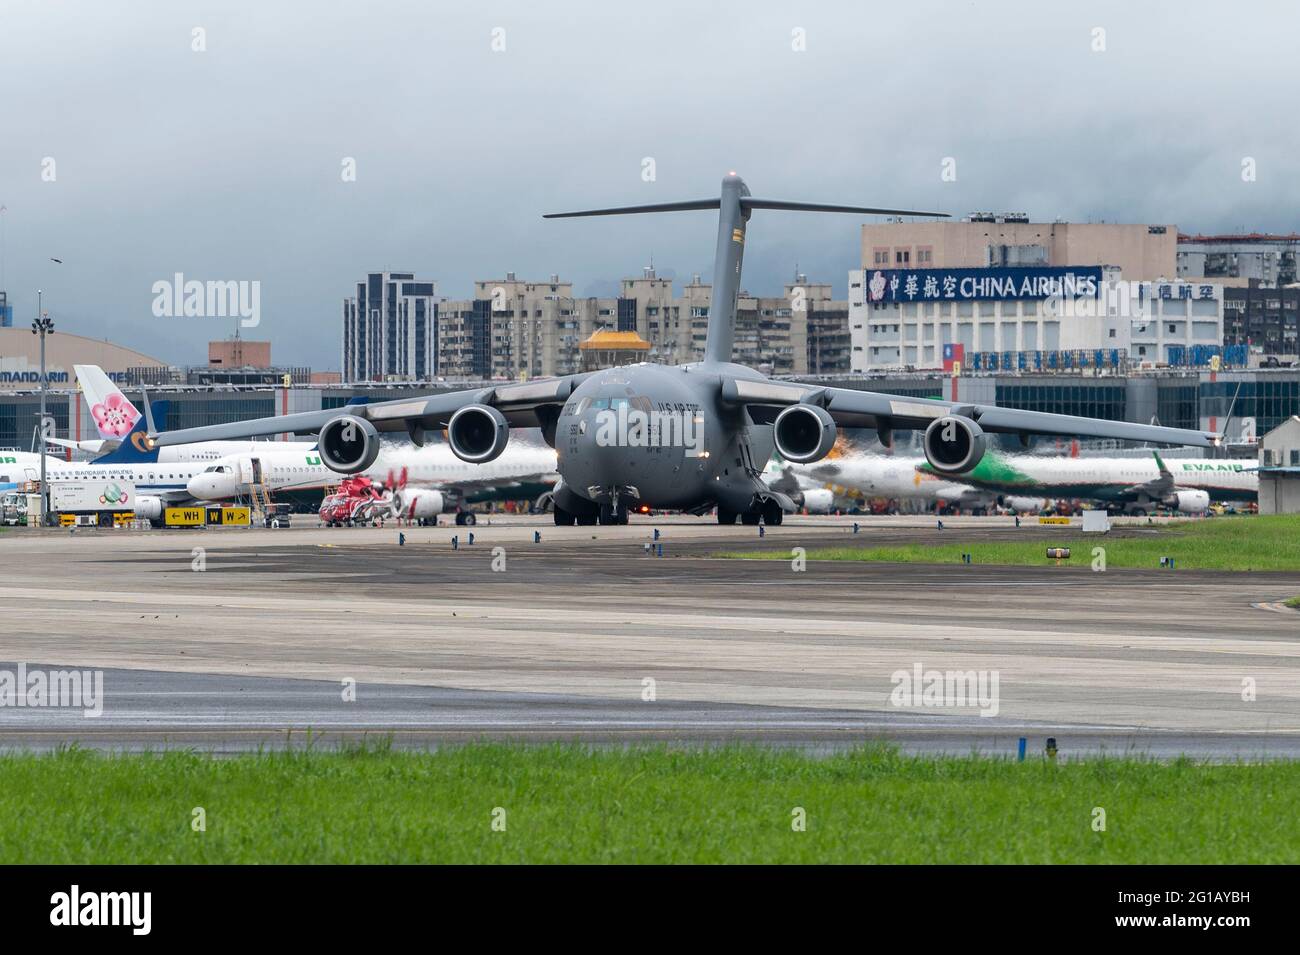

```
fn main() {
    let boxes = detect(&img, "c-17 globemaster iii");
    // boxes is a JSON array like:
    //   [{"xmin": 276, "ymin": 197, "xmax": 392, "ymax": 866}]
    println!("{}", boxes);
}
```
[{"xmin": 150, "ymin": 174, "xmax": 1220, "ymax": 526}]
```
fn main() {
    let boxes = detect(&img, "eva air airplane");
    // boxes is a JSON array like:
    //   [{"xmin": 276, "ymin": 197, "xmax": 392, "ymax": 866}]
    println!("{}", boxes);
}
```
[{"xmin": 917, "ymin": 449, "xmax": 1256, "ymax": 514}]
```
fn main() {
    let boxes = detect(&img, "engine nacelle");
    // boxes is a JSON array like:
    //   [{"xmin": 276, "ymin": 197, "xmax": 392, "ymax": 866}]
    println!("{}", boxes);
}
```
[
  {"xmin": 1004, "ymin": 495, "xmax": 1047, "ymax": 513},
  {"xmin": 134, "ymin": 495, "xmax": 163, "ymax": 520},
  {"xmin": 448, "ymin": 404, "xmax": 509, "ymax": 464},
  {"xmin": 319, "ymin": 414, "xmax": 381, "ymax": 475},
  {"xmin": 773, "ymin": 404, "xmax": 837, "ymax": 464},
  {"xmin": 394, "ymin": 488, "xmax": 446, "ymax": 519},
  {"xmin": 924, "ymin": 415, "xmax": 988, "ymax": 475},
  {"xmin": 799, "ymin": 488, "xmax": 834, "ymax": 514},
  {"xmin": 1169, "ymin": 489, "xmax": 1210, "ymax": 514}
]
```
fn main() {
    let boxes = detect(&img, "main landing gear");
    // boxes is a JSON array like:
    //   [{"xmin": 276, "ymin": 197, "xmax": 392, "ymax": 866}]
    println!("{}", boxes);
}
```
[{"xmin": 553, "ymin": 503, "xmax": 627, "ymax": 526}]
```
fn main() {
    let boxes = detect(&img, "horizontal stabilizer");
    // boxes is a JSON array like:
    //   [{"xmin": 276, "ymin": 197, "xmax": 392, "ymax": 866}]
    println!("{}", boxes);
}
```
[
  {"xmin": 543, "ymin": 199, "xmax": 721, "ymax": 218},
  {"xmin": 741, "ymin": 198, "xmax": 949, "ymax": 217},
  {"xmin": 545, "ymin": 198, "xmax": 948, "ymax": 219}
]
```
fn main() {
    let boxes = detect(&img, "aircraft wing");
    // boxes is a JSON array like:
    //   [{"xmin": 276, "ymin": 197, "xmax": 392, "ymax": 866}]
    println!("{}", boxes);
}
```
[
  {"xmin": 721, "ymin": 378, "xmax": 1218, "ymax": 448},
  {"xmin": 1119, "ymin": 450, "xmax": 1177, "ymax": 499},
  {"xmin": 150, "ymin": 375, "xmax": 593, "ymax": 447},
  {"xmin": 45, "ymin": 436, "xmax": 116, "ymax": 455}
]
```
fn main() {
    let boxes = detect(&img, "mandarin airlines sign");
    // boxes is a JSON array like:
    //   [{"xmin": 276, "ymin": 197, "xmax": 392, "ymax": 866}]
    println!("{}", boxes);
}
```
[
  {"xmin": 866, "ymin": 266, "xmax": 1103, "ymax": 304},
  {"xmin": 0, "ymin": 368, "xmax": 133, "ymax": 387}
]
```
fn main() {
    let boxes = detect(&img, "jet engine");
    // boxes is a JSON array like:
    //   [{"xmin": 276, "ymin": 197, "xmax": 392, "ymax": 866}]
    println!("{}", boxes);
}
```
[
  {"xmin": 1168, "ymin": 489, "xmax": 1210, "ymax": 514},
  {"xmin": 448, "ymin": 404, "xmax": 509, "ymax": 464},
  {"xmin": 773, "ymin": 404, "xmax": 836, "ymax": 464},
  {"xmin": 393, "ymin": 488, "xmax": 446, "ymax": 520},
  {"xmin": 134, "ymin": 495, "xmax": 163, "ymax": 520},
  {"xmin": 319, "ymin": 414, "xmax": 381, "ymax": 474},
  {"xmin": 799, "ymin": 487, "xmax": 834, "ymax": 514},
  {"xmin": 923, "ymin": 415, "xmax": 988, "ymax": 475}
]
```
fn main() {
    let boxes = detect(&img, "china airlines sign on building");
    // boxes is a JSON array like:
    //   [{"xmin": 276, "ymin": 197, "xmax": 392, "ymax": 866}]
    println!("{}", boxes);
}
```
[{"xmin": 866, "ymin": 266, "xmax": 1104, "ymax": 304}]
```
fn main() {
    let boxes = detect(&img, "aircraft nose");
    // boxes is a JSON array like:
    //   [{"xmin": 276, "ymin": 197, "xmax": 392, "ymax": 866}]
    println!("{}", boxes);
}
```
[{"xmin": 187, "ymin": 475, "xmax": 222, "ymax": 499}]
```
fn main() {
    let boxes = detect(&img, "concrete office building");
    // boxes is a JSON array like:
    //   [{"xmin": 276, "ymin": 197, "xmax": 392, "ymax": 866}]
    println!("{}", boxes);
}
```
[
  {"xmin": 436, "ymin": 273, "xmax": 614, "ymax": 381},
  {"xmin": 429, "ymin": 270, "xmax": 848, "ymax": 381},
  {"xmin": 1223, "ymin": 281, "xmax": 1300, "ymax": 357},
  {"xmin": 208, "ymin": 338, "xmax": 272, "ymax": 369},
  {"xmin": 850, "ymin": 216, "xmax": 1224, "ymax": 373},
  {"xmin": 341, "ymin": 271, "xmax": 437, "ymax": 383},
  {"xmin": 1178, "ymin": 233, "xmax": 1300, "ymax": 288},
  {"xmin": 861, "ymin": 216, "xmax": 1178, "ymax": 282},
  {"xmin": 786, "ymin": 277, "xmax": 852, "ymax": 376},
  {"xmin": 620, "ymin": 268, "xmax": 686, "ymax": 364},
  {"xmin": 849, "ymin": 266, "xmax": 1224, "ymax": 372}
]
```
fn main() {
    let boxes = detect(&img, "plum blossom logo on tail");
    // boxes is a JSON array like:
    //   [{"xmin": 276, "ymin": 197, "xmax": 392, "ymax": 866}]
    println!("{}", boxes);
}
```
[{"xmin": 91, "ymin": 394, "xmax": 138, "ymax": 439}]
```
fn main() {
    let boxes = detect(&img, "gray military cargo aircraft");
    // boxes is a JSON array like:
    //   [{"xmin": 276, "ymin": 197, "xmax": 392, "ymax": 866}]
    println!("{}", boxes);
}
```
[{"xmin": 150, "ymin": 174, "xmax": 1219, "ymax": 526}]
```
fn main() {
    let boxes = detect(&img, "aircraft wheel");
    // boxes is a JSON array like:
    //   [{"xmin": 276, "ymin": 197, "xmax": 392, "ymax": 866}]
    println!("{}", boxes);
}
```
[
  {"xmin": 599, "ymin": 503, "xmax": 630, "ymax": 525},
  {"xmin": 740, "ymin": 512, "xmax": 761, "ymax": 526},
  {"xmin": 576, "ymin": 513, "xmax": 598, "ymax": 526},
  {"xmin": 717, "ymin": 507, "xmax": 738, "ymax": 525},
  {"xmin": 463, "ymin": 512, "xmax": 477, "ymax": 526},
  {"xmin": 762, "ymin": 504, "xmax": 783, "ymax": 526},
  {"xmin": 553, "ymin": 505, "xmax": 576, "ymax": 526}
]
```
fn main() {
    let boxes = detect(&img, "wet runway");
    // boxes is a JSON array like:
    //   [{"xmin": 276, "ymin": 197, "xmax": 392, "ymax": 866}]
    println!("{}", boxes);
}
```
[{"xmin": 1, "ymin": 516, "xmax": 1297, "ymax": 756}]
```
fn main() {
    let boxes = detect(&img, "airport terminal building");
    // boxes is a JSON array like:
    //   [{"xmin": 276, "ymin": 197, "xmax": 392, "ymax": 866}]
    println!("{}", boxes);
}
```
[{"xmin": 850, "ymin": 217, "xmax": 1226, "ymax": 374}]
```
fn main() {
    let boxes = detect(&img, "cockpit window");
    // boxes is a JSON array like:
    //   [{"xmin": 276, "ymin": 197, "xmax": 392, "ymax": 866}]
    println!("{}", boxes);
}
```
[{"xmin": 575, "ymin": 396, "xmax": 650, "ymax": 414}]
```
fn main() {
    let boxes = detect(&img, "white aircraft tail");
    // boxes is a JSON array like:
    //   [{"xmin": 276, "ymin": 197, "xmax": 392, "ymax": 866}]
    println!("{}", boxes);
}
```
[{"xmin": 74, "ymin": 365, "xmax": 142, "ymax": 441}]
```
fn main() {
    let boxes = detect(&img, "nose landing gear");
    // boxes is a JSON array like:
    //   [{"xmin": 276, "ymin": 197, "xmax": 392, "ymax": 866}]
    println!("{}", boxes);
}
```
[
  {"xmin": 598, "ymin": 502, "xmax": 630, "ymax": 526},
  {"xmin": 553, "ymin": 500, "xmax": 627, "ymax": 526}
]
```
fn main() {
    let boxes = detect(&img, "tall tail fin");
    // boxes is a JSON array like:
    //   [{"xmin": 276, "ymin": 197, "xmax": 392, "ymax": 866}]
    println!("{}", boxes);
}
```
[
  {"xmin": 1152, "ymin": 449, "xmax": 1171, "ymax": 479},
  {"xmin": 545, "ymin": 174, "xmax": 947, "ymax": 366},
  {"xmin": 96, "ymin": 401, "xmax": 169, "ymax": 463},
  {"xmin": 75, "ymin": 365, "xmax": 142, "ymax": 441}
]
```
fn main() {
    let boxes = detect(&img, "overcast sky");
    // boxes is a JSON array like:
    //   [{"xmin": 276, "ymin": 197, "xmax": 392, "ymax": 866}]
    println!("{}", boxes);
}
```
[{"xmin": 2, "ymin": 0, "xmax": 1297, "ymax": 370}]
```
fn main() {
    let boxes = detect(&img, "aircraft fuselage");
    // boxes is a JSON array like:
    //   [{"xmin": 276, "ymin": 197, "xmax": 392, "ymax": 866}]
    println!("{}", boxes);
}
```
[{"xmin": 555, "ymin": 361, "xmax": 775, "ymax": 513}]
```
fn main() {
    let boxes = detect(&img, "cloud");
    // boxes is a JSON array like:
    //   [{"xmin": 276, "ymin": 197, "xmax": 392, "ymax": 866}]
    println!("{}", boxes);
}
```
[{"xmin": 0, "ymin": 0, "xmax": 1294, "ymax": 369}]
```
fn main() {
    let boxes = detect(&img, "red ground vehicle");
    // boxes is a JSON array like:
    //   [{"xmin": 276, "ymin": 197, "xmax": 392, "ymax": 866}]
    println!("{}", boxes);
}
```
[{"xmin": 319, "ymin": 477, "xmax": 392, "ymax": 526}]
